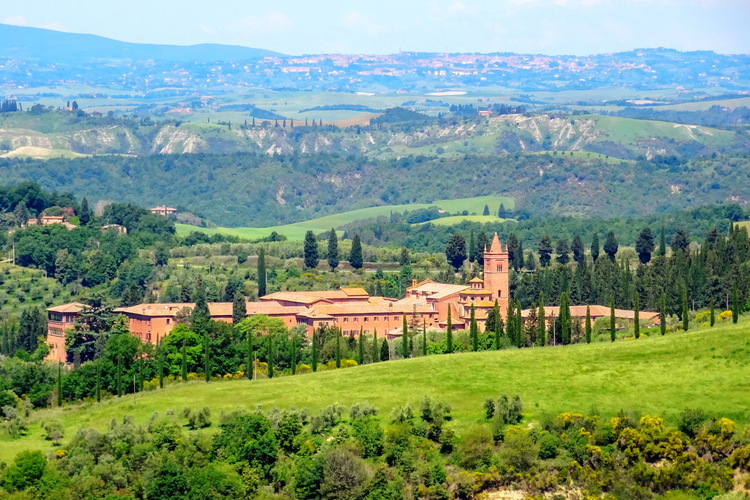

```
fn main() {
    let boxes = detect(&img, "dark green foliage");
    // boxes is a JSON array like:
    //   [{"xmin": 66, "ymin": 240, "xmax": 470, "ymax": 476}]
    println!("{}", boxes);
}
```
[
  {"xmin": 335, "ymin": 327, "xmax": 342, "ymax": 368},
  {"xmin": 591, "ymin": 232, "xmax": 600, "ymax": 262},
  {"xmin": 604, "ymin": 231, "xmax": 619, "ymax": 261},
  {"xmin": 559, "ymin": 292, "xmax": 571, "ymax": 345},
  {"xmin": 538, "ymin": 293, "xmax": 546, "ymax": 347},
  {"xmin": 671, "ymin": 228, "xmax": 690, "ymax": 253},
  {"xmin": 682, "ymin": 286, "xmax": 690, "ymax": 331},
  {"xmin": 538, "ymin": 235, "xmax": 552, "ymax": 267},
  {"xmin": 257, "ymin": 247, "xmax": 267, "ymax": 297},
  {"xmin": 633, "ymin": 291, "xmax": 640, "ymax": 339},
  {"xmin": 303, "ymin": 230, "xmax": 319, "ymax": 270},
  {"xmin": 572, "ymin": 234, "xmax": 585, "ymax": 265},
  {"xmin": 401, "ymin": 316, "xmax": 409, "ymax": 359},
  {"xmin": 732, "ymin": 283, "xmax": 739, "ymax": 323},
  {"xmin": 555, "ymin": 238, "xmax": 570, "ymax": 265},
  {"xmin": 380, "ymin": 338, "xmax": 389, "ymax": 361},
  {"xmin": 445, "ymin": 233, "xmax": 467, "ymax": 271},
  {"xmin": 660, "ymin": 292, "xmax": 667, "ymax": 336},
  {"xmin": 636, "ymin": 227, "xmax": 655, "ymax": 264},
  {"xmin": 585, "ymin": 305, "xmax": 592, "ymax": 344},
  {"xmin": 371, "ymin": 329, "xmax": 378, "ymax": 364},
  {"xmin": 268, "ymin": 334, "xmax": 275, "ymax": 378},
  {"xmin": 710, "ymin": 301, "xmax": 715, "ymax": 327},
  {"xmin": 483, "ymin": 204, "xmax": 490, "ymax": 216},
  {"xmin": 181, "ymin": 340, "xmax": 188, "ymax": 381},
  {"xmin": 658, "ymin": 225, "xmax": 667, "ymax": 256},
  {"xmin": 470, "ymin": 304, "xmax": 478, "ymax": 352},
  {"xmin": 327, "ymin": 228, "xmax": 339, "ymax": 271},
  {"xmin": 357, "ymin": 327, "xmax": 365, "ymax": 364},
  {"xmin": 203, "ymin": 331, "xmax": 210, "ymax": 382},
  {"xmin": 232, "ymin": 291, "xmax": 246, "ymax": 325},
  {"xmin": 422, "ymin": 320, "xmax": 427, "ymax": 357},
  {"xmin": 2, "ymin": 450, "xmax": 46, "ymax": 492},
  {"xmin": 610, "ymin": 296, "xmax": 616, "ymax": 342},
  {"xmin": 349, "ymin": 234, "xmax": 363, "ymax": 270},
  {"xmin": 445, "ymin": 307, "xmax": 453, "ymax": 354},
  {"xmin": 312, "ymin": 327, "xmax": 319, "ymax": 372}
]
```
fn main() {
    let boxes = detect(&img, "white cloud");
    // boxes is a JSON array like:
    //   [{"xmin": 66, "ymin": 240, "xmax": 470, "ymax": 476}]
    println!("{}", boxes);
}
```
[{"xmin": 3, "ymin": 15, "xmax": 27, "ymax": 26}]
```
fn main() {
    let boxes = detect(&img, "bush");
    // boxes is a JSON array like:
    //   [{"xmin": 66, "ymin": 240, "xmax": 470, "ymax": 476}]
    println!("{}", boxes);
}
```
[
  {"xmin": 679, "ymin": 408, "xmax": 711, "ymax": 438},
  {"xmin": 457, "ymin": 427, "xmax": 493, "ymax": 470},
  {"xmin": 181, "ymin": 407, "xmax": 211, "ymax": 430},
  {"xmin": 498, "ymin": 427, "xmax": 539, "ymax": 471},
  {"xmin": 42, "ymin": 419, "xmax": 64, "ymax": 444}
]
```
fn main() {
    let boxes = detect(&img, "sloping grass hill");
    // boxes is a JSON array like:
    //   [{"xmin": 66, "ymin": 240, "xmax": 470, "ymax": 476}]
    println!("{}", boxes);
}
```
[
  {"xmin": 175, "ymin": 195, "xmax": 515, "ymax": 240},
  {"xmin": 3, "ymin": 320, "xmax": 748, "ymax": 461}
]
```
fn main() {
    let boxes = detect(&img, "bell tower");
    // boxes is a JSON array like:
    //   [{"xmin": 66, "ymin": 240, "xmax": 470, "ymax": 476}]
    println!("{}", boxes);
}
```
[{"xmin": 483, "ymin": 233, "xmax": 510, "ymax": 315}]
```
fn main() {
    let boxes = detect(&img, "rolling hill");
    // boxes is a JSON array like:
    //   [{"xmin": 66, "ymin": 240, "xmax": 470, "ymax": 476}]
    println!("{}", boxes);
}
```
[
  {"xmin": 0, "ymin": 23, "xmax": 281, "ymax": 63},
  {"xmin": 2, "ymin": 320, "xmax": 747, "ymax": 462}
]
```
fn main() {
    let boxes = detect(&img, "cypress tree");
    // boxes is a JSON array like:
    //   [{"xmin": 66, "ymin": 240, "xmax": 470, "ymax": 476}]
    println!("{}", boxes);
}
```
[
  {"xmin": 96, "ymin": 359, "xmax": 101, "ymax": 402},
  {"xmin": 610, "ymin": 296, "xmax": 616, "ymax": 342},
  {"xmin": 303, "ymin": 231, "xmax": 319, "ymax": 270},
  {"xmin": 710, "ymin": 300, "xmax": 715, "ymax": 327},
  {"xmin": 493, "ymin": 299, "xmax": 502, "ymax": 349},
  {"xmin": 204, "ymin": 332, "xmax": 210, "ymax": 382},
  {"xmin": 312, "ymin": 328, "xmax": 319, "ymax": 372},
  {"xmin": 732, "ymin": 283, "xmax": 739, "ymax": 324},
  {"xmin": 117, "ymin": 355, "xmax": 123, "ymax": 396},
  {"xmin": 247, "ymin": 328, "xmax": 254, "ymax": 379},
  {"xmin": 372, "ymin": 329, "xmax": 378, "ymax": 363},
  {"xmin": 233, "ymin": 291, "xmax": 246, "ymax": 324},
  {"xmin": 538, "ymin": 292, "xmax": 546, "ymax": 347},
  {"xmin": 57, "ymin": 362, "xmax": 62, "ymax": 407},
  {"xmin": 358, "ymin": 326, "xmax": 365, "ymax": 364},
  {"xmin": 327, "ymin": 228, "xmax": 339, "ymax": 271},
  {"xmin": 585, "ymin": 305, "xmax": 592, "ymax": 344},
  {"xmin": 470, "ymin": 304, "xmax": 478, "ymax": 351},
  {"xmin": 268, "ymin": 335, "xmax": 275, "ymax": 378},
  {"xmin": 181, "ymin": 340, "xmax": 188, "ymax": 382},
  {"xmin": 80, "ymin": 197, "xmax": 91, "ymax": 226},
  {"xmin": 446, "ymin": 307, "xmax": 453, "ymax": 354},
  {"xmin": 349, "ymin": 234, "xmax": 363, "ymax": 269},
  {"xmin": 290, "ymin": 332, "xmax": 297, "ymax": 375},
  {"xmin": 401, "ymin": 316, "xmax": 409, "ymax": 358},
  {"xmin": 660, "ymin": 292, "xmax": 667, "ymax": 336},
  {"xmin": 515, "ymin": 302, "xmax": 522, "ymax": 348},
  {"xmin": 506, "ymin": 301, "xmax": 515, "ymax": 346},
  {"xmin": 658, "ymin": 225, "xmax": 666, "ymax": 256},
  {"xmin": 560, "ymin": 292, "xmax": 571, "ymax": 345},
  {"xmin": 422, "ymin": 319, "xmax": 427, "ymax": 356},
  {"xmin": 257, "ymin": 247, "xmax": 267, "ymax": 297},
  {"xmin": 158, "ymin": 341, "xmax": 164, "ymax": 388},
  {"xmin": 335, "ymin": 328, "xmax": 342, "ymax": 368},
  {"xmin": 191, "ymin": 284, "xmax": 210, "ymax": 336},
  {"xmin": 380, "ymin": 338, "xmax": 389, "ymax": 361},
  {"xmin": 591, "ymin": 232, "xmax": 600, "ymax": 262},
  {"xmin": 682, "ymin": 286, "xmax": 689, "ymax": 331},
  {"xmin": 633, "ymin": 291, "xmax": 640, "ymax": 339}
]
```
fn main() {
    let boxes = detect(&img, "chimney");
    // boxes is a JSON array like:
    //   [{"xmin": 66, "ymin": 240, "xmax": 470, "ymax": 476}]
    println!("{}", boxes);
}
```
[{"xmin": 411, "ymin": 279, "xmax": 417, "ymax": 287}]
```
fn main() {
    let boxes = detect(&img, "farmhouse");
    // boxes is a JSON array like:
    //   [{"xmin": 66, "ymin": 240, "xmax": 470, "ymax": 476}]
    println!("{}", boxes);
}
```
[{"xmin": 149, "ymin": 205, "xmax": 177, "ymax": 216}]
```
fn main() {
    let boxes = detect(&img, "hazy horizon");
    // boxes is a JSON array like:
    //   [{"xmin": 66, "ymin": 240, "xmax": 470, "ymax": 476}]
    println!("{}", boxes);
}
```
[{"xmin": 3, "ymin": 0, "xmax": 749, "ymax": 56}]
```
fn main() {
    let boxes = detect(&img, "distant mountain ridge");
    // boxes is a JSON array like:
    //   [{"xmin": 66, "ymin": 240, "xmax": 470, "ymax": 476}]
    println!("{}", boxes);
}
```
[{"xmin": 0, "ymin": 23, "xmax": 283, "ymax": 63}]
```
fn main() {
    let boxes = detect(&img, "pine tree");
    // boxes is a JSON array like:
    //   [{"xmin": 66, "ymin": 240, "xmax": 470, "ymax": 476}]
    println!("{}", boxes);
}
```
[
  {"xmin": 585, "ymin": 305, "xmax": 592, "ymax": 344},
  {"xmin": 559, "ymin": 292, "xmax": 571, "ymax": 345},
  {"xmin": 191, "ymin": 284, "xmax": 210, "ymax": 335},
  {"xmin": 633, "ymin": 291, "xmax": 640, "ymax": 339},
  {"xmin": 660, "ymin": 292, "xmax": 667, "ymax": 336},
  {"xmin": 445, "ymin": 234, "xmax": 467, "ymax": 271},
  {"xmin": 335, "ymin": 328, "xmax": 342, "ymax": 368},
  {"xmin": 327, "ymin": 229, "xmax": 339, "ymax": 271},
  {"xmin": 682, "ymin": 286, "xmax": 689, "ymax": 331},
  {"xmin": 422, "ymin": 319, "xmax": 427, "ymax": 356},
  {"xmin": 358, "ymin": 326, "xmax": 365, "ymax": 364},
  {"xmin": 604, "ymin": 231, "xmax": 619, "ymax": 261},
  {"xmin": 498, "ymin": 203, "xmax": 506, "ymax": 218},
  {"xmin": 446, "ymin": 307, "xmax": 453, "ymax": 353},
  {"xmin": 710, "ymin": 300, "xmax": 715, "ymax": 327},
  {"xmin": 732, "ymin": 283, "xmax": 739, "ymax": 324},
  {"xmin": 372, "ymin": 329, "xmax": 379, "ymax": 363},
  {"xmin": 312, "ymin": 328, "xmax": 319, "ymax": 372},
  {"xmin": 470, "ymin": 304, "xmax": 478, "ymax": 351},
  {"xmin": 401, "ymin": 316, "xmax": 409, "ymax": 358},
  {"xmin": 233, "ymin": 291, "xmax": 246, "ymax": 324},
  {"xmin": 268, "ymin": 335, "xmax": 275, "ymax": 378},
  {"xmin": 257, "ymin": 247, "xmax": 267, "ymax": 297},
  {"xmin": 610, "ymin": 296, "xmax": 616, "ymax": 342},
  {"xmin": 538, "ymin": 293, "xmax": 546, "ymax": 347},
  {"xmin": 303, "ymin": 231, "xmax": 319, "ymax": 270},
  {"xmin": 483, "ymin": 204, "xmax": 490, "ymax": 216},
  {"xmin": 380, "ymin": 338, "xmax": 389, "ymax": 361},
  {"xmin": 349, "ymin": 234, "xmax": 363, "ymax": 269},
  {"xmin": 572, "ymin": 234, "xmax": 585, "ymax": 266}
]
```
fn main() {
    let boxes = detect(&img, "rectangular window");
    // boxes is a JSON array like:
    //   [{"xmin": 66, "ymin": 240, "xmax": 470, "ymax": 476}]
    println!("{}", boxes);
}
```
[
  {"xmin": 353, "ymin": 318, "xmax": 358, "ymax": 322},
  {"xmin": 364, "ymin": 317, "xmax": 368, "ymax": 322},
  {"xmin": 343, "ymin": 318, "xmax": 348, "ymax": 322},
  {"xmin": 374, "ymin": 317, "xmax": 378, "ymax": 322},
  {"xmin": 497, "ymin": 265, "xmax": 503, "ymax": 272}
]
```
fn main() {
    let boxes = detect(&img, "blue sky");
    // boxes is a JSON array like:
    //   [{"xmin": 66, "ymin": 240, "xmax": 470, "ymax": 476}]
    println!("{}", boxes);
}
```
[{"xmin": 3, "ymin": 0, "xmax": 749, "ymax": 55}]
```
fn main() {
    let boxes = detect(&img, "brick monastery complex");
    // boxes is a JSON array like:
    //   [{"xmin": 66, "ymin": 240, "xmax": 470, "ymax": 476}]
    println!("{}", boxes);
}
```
[{"xmin": 45, "ymin": 234, "xmax": 657, "ymax": 363}]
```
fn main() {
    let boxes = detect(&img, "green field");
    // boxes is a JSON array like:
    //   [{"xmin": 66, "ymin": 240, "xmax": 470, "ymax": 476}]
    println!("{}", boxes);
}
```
[
  {"xmin": 4, "ymin": 320, "xmax": 748, "ymax": 462},
  {"xmin": 175, "ymin": 195, "xmax": 516, "ymax": 239},
  {"xmin": 421, "ymin": 215, "xmax": 513, "ymax": 226}
]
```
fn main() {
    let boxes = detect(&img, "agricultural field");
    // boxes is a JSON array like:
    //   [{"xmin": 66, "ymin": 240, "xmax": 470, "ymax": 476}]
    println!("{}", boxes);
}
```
[
  {"xmin": 175, "ymin": 195, "xmax": 516, "ymax": 240},
  {"xmin": 2, "ymin": 317, "xmax": 747, "ymax": 462},
  {"xmin": 0, "ymin": 263, "xmax": 74, "ymax": 316}
]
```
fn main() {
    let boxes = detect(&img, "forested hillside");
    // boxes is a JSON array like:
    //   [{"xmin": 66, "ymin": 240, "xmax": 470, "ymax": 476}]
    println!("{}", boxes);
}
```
[{"xmin": 1, "ymin": 151, "xmax": 748, "ymax": 227}]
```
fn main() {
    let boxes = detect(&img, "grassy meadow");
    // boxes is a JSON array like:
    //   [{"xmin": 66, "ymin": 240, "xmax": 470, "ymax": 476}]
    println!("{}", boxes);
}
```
[
  {"xmin": 175, "ymin": 195, "xmax": 515, "ymax": 239},
  {"xmin": 3, "ymin": 318, "xmax": 748, "ymax": 462}
]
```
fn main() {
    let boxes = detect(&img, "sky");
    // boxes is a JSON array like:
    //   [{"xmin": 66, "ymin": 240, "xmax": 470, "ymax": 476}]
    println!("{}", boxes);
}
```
[{"xmin": 2, "ymin": 0, "xmax": 749, "ymax": 56}]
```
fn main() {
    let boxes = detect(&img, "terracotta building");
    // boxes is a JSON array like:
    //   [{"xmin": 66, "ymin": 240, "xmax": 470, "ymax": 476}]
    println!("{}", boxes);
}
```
[
  {"xmin": 149, "ymin": 205, "xmax": 177, "ymax": 216},
  {"xmin": 45, "ymin": 303, "xmax": 85, "ymax": 362}
]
